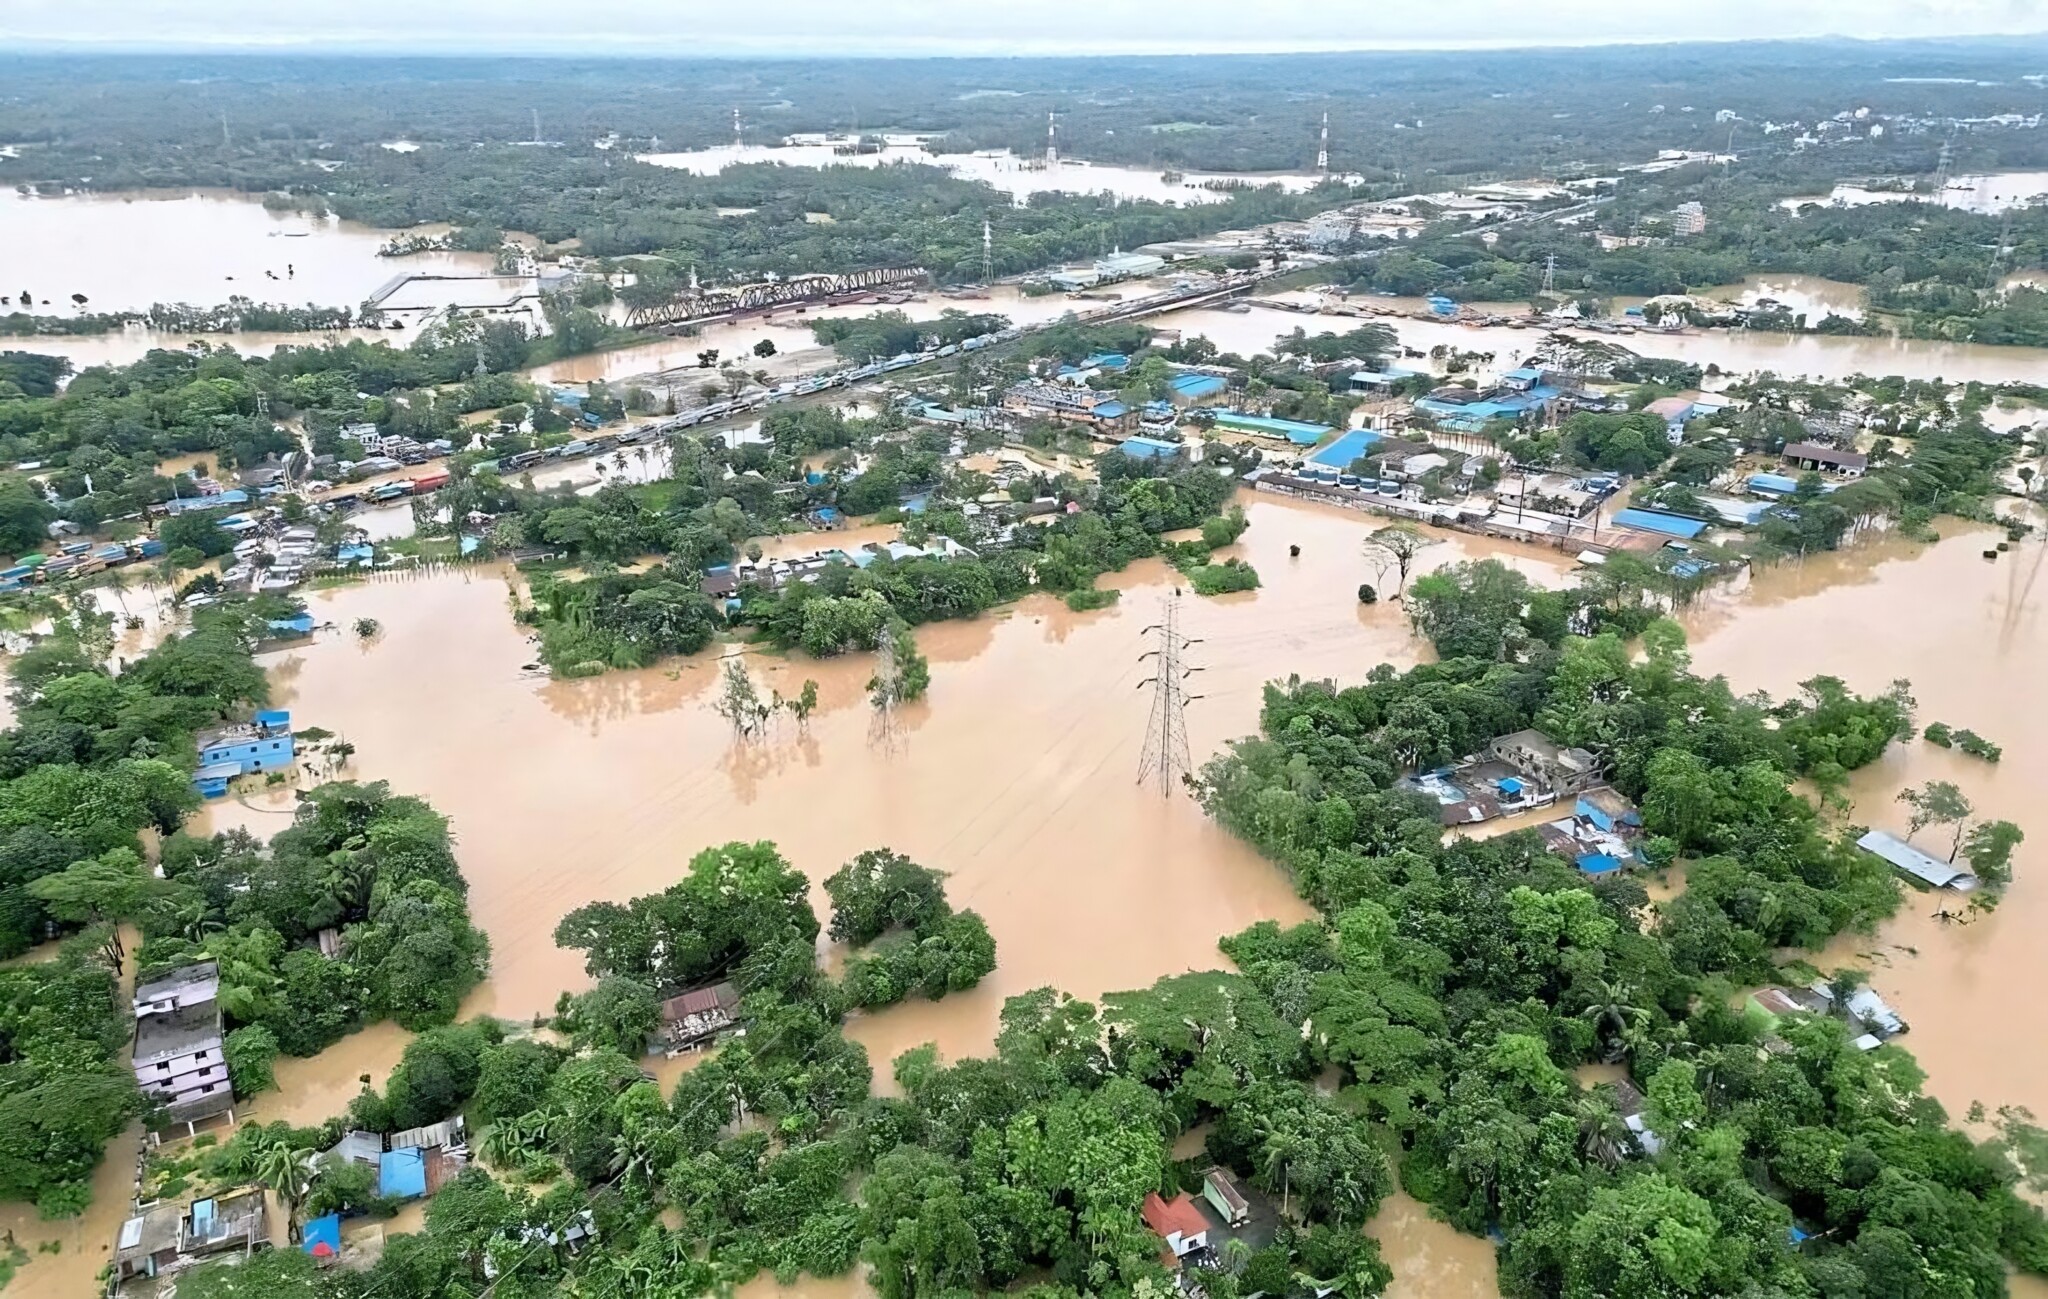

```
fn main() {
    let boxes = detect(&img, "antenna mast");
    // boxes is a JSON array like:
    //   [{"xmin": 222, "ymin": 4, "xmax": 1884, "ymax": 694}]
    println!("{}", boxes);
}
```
[
  {"xmin": 1317, "ymin": 111, "xmax": 1330, "ymax": 174},
  {"xmin": 1136, "ymin": 591, "xmax": 1202, "ymax": 795}
]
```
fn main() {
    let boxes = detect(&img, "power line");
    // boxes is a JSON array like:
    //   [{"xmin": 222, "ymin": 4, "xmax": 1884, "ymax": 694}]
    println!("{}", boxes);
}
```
[{"xmin": 1136, "ymin": 590, "xmax": 1202, "ymax": 795}]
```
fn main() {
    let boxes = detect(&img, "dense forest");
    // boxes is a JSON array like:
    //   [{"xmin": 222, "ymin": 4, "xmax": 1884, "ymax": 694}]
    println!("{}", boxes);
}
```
[{"xmin": 6, "ymin": 40, "xmax": 2048, "ymax": 177}]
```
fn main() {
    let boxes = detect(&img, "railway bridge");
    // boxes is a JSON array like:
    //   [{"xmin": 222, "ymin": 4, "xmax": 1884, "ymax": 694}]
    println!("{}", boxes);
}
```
[{"xmin": 625, "ymin": 266, "xmax": 931, "ymax": 329}]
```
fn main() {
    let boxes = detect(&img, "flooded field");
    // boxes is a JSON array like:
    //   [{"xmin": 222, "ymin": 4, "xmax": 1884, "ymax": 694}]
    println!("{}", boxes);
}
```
[
  {"xmin": 529, "ymin": 284, "xmax": 1095, "ymax": 388},
  {"xmin": 0, "ymin": 188, "xmax": 510, "ymax": 370},
  {"xmin": 1155, "ymin": 299, "xmax": 2048, "ymax": 387},
  {"xmin": 1687, "ymin": 526, "xmax": 2048, "ymax": 1126},
  {"xmin": 635, "ymin": 144, "xmax": 1329, "ymax": 206},
  {"xmin": 1780, "ymin": 171, "xmax": 2048, "ymax": 216},
  {"xmin": 199, "ymin": 498, "xmax": 1567, "ymax": 1052},
  {"xmin": 0, "ymin": 189, "xmax": 501, "ymax": 315}
]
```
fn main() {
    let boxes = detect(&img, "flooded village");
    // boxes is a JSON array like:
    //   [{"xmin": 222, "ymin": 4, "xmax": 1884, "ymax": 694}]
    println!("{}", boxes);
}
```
[{"xmin": 9, "ymin": 44, "xmax": 2048, "ymax": 1299}]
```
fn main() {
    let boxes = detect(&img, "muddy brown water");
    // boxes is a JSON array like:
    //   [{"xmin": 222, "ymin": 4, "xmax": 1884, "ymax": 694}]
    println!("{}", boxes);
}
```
[{"xmin": 17, "ymin": 502, "xmax": 2048, "ymax": 1298}]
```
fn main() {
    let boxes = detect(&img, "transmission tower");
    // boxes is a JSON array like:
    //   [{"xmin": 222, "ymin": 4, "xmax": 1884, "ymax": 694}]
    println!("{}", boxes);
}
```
[
  {"xmin": 530, "ymin": 109, "xmax": 542, "ymax": 146},
  {"xmin": 982, "ymin": 214, "xmax": 994, "ymax": 285},
  {"xmin": 869, "ymin": 622, "xmax": 905, "ymax": 743},
  {"xmin": 1045, "ymin": 111, "xmax": 1059, "ymax": 170},
  {"xmin": 1987, "ymin": 207, "xmax": 2016, "ymax": 293},
  {"xmin": 1932, "ymin": 132, "xmax": 1955, "ymax": 192},
  {"xmin": 1316, "ymin": 111, "xmax": 1330, "ymax": 174},
  {"xmin": 1136, "ymin": 591, "xmax": 1203, "ymax": 795},
  {"xmin": 733, "ymin": 106, "xmax": 744, "ymax": 147},
  {"xmin": 1540, "ymin": 252, "xmax": 1557, "ymax": 296}
]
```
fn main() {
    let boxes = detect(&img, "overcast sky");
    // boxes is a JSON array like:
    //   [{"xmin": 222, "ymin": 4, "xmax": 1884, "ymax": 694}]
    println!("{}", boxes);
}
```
[{"xmin": 5, "ymin": 0, "xmax": 2048, "ymax": 55}]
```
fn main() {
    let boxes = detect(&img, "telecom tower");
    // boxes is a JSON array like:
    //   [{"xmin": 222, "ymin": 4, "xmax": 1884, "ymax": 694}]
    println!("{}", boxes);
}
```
[
  {"xmin": 982, "ymin": 215, "xmax": 994, "ymax": 285},
  {"xmin": 1045, "ymin": 112, "xmax": 1059, "ymax": 170},
  {"xmin": 1316, "ymin": 111, "xmax": 1330, "ymax": 174},
  {"xmin": 1136, "ymin": 591, "xmax": 1203, "ymax": 795}
]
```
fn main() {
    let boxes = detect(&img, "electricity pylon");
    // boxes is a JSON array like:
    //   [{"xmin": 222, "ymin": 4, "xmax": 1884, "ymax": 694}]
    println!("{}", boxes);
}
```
[{"xmin": 1136, "ymin": 591, "xmax": 1203, "ymax": 795}]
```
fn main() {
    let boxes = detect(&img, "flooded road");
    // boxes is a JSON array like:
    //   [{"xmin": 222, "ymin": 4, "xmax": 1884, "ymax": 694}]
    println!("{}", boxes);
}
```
[{"xmin": 1687, "ymin": 526, "xmax": 2048, "ymax": 1124}]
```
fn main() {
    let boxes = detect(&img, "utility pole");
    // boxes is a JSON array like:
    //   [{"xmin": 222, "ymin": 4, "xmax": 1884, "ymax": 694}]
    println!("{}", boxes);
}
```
[
  {"xmin": 1316, "ymin": 111, "xmax": 1330, "ymax": 174},
  {"xmin": 1136, "ymin": 591, "xmax": 1203, "ymax": 795}
]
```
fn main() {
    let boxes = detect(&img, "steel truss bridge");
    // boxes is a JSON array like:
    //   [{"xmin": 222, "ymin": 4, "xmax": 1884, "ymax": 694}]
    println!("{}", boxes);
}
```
[{"xmin": 625, "ymin": 266, "xmax": 931, "ymax": 329}]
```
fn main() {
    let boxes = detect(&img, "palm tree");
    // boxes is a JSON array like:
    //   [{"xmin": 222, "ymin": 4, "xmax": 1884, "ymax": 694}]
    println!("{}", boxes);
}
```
[
  {"xmin": 254, "ymin": 1139, "xmax": 313, "ymax": 1216},
  {"xmin": 1578, "ymin": 978, "xmax": 1647, "ymax": 1063},
  {"xmin": 1574, "ymin": 1094, "xmax": 1630, "ymax": 1170}
]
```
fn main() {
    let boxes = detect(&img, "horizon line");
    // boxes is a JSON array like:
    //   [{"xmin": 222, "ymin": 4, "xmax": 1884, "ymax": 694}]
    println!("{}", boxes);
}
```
[{"xmin": 5, "ymin": 29, "xmax": 2048, "ymax": 60}]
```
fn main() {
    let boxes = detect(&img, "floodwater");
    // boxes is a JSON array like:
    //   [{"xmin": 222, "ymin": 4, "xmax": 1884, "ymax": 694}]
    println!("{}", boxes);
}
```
[
  {"xmin": 529, "ymin": 284, "xmax": 1091, "ymax": 388},
  {"xmin": 0, "ymin": 190, "xmax": 501, "ymax": 314},
  {"xmin": 1699, "ymin": 274, "xmax": 1869, "ymax": 322},
  {"xmin": 0, "ymin": 188, "xmax": 505, "ymax": 368},
  {"xmin": 635, "ymin": 145, "xmax": 1329, "ymax": 206},
  {"xmin": 1368, "ymin": 1189, "xmax": 1501, "ymax": 1299},
  {"xmin": 1687, "ymin": 526, "xmax": 2048, "ymax": 1124},
  {"xmin": 198, "ymin": 497, "xmax": 1568, "ymax": 1053},
  {"xmin": 1780, "ymin": 171, "xmax": 2048, "ymax": 216},
  {"xmin": 1154, "ymin": 300, "xmax": 2048, "ymax": 387}
]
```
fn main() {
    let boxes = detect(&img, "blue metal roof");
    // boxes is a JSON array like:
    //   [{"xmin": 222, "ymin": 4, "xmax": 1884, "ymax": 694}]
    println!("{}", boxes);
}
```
[
  {"xmin": 1747, "ymin": 472, "xmax": 1802, "ymax": 495},
  {"xmin": 303, "ymin": 1214, "xmax": 342, "ymax": 1257},
  {"xmin": 1118, "ymin": 436, "xmax": 1183, "ymax": 460},
  {"xmin": 1212, "ymin": 412, "xmax": 1331, "ymax": 444},
  {"xmin": 1308, "ymin": 429, "xmax": 1384, "ymax": 467},
  {"xmin": 1503, "ymin": 367, "xmax": 1543, "ymax": 381},
  {"xmin": 1611, "ymin": 508, "xmax": 1710, "ymax": 539},
  {"xmin": 1168, "ymin": 373, "xmax": 1227, "ymax": 397},
  {"xmin": 379, "ymin": 1147, "xmax": 427, "ymax": 1200}
]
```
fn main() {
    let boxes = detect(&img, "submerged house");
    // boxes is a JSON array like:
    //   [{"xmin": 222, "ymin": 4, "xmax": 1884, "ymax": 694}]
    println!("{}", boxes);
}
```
[
  {"xmin": 192, "ymin": 709, "xmax": 295, "ymax": 798},
  {"xmin": 132, "ymin": 962, "xmax": 235, "ymax": 1134},
  {"xmin": 1856, "ymin": 829, "xmax": 1977, "ymax": 891},
  {"xmin": 1487, "ymin": 729, "xmax": 1601, "ymax": 793},
  {"xmin": 1750, "ymin": 981, "xmax": 1907, "ymax": 1050},
  {"xmin": 1538, "ymin": 786, "xmax": 1644, "ymax": 875},
  {"xmin": 661, "ymin": 981, "xmax": 743, "ymax": 1054}
]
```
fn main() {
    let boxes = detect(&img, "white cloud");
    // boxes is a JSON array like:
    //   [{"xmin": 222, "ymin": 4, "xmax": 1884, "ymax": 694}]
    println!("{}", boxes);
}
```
[{"xmin": 5, "ymin": 0, "xmax": 2047, "ymax": 53}]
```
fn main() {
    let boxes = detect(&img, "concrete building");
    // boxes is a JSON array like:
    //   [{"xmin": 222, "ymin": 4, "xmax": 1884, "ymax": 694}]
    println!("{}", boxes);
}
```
[
  {"xmin": 1488, "ymin": 729, "xmax": 1600, "ymax": 792},
  {"xmin": 1002, "ymin": 381, "xmax": 1128, "ymax": 430},
  {"xmin": 132, "ymin": 963, "xmax": 234, "ymax": 1133},
  {"xmin": 1671, "ymin": 201, "xmax": 1707, "ymax": 235},
  {"xmin": 114, "ymin": 1188, "xmax": 268, "ymax": 1287}
]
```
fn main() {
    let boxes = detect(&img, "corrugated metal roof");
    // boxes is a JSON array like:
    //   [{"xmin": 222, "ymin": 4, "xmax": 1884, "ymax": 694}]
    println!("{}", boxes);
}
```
[{"xmin": 1857, "ymin": 829, "xmax": 1975, "ymax": 890}]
